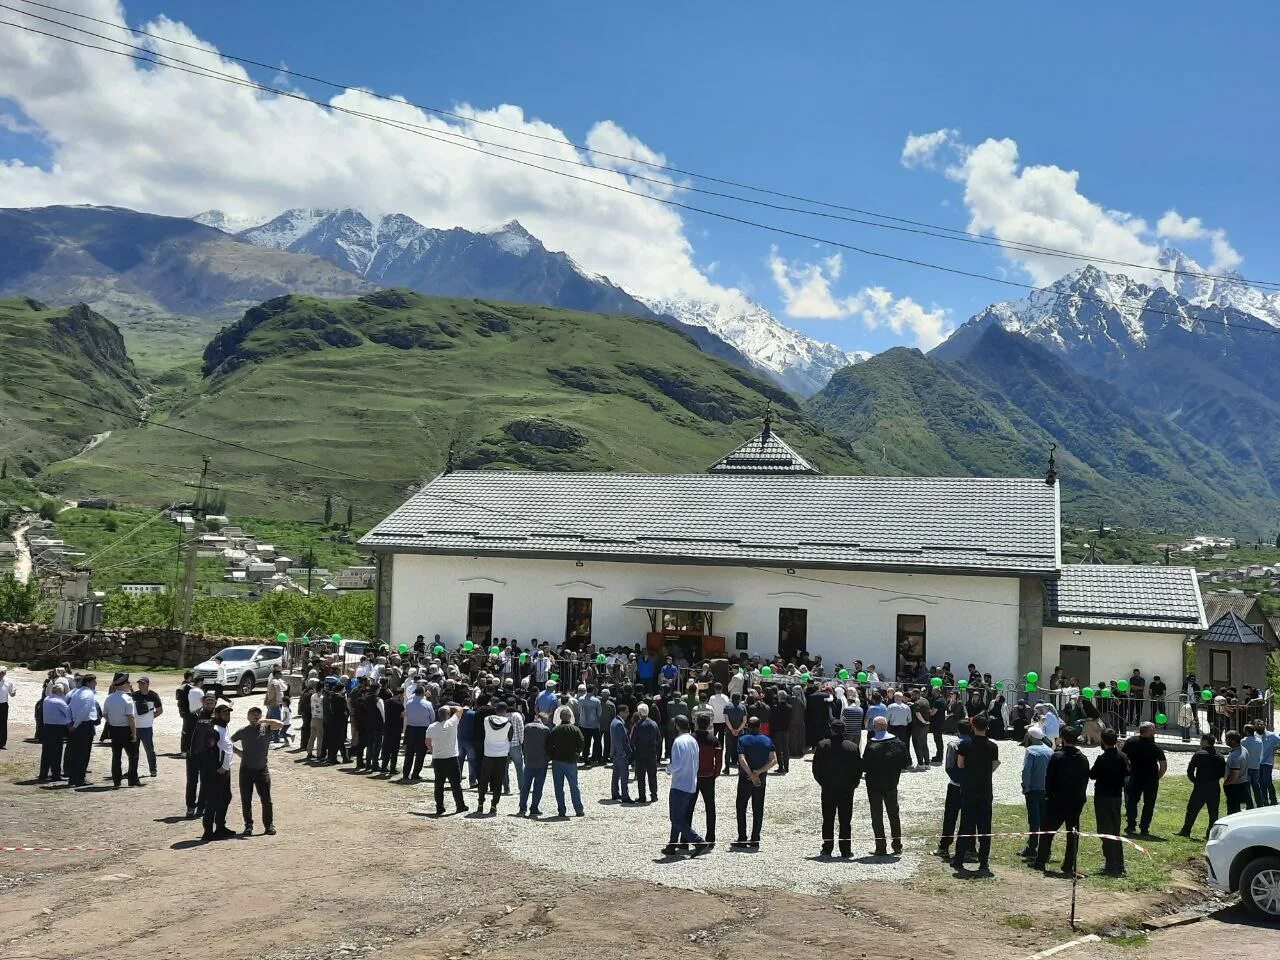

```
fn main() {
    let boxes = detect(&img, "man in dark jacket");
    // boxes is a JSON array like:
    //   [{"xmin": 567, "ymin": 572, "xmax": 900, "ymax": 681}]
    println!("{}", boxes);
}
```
[
  {"xmin": 811, "ymin": 719, "xmax": 863, "ymax": 857},
  {"xmin": 630, "ymin": 703, "xmax": 662, "ymax": 802},
  {"xmin": 862, "ymin": 716, "xmax": 910, "ymax": 856},
  {"xmin": 1032, "ymin": 727, "xmax": 1091, "ymax": 876},
  {"xmin": 769, "ymin": 692, "xmax": 792, "ymax": 774},
  {"xmin": 1178, "ymin": 733, "xmax": 1227, "ymax": 838},
  {"xmin": 1088, "ymin": 727, "xmax": 1129, "ymax": 876},
  {"xmin": 953, "ymin": 713, "xmax": 1000, "ymax": 875},
  {"xmin": 545, "ymin": 708, "xmax": 585, "ymax": 817}
]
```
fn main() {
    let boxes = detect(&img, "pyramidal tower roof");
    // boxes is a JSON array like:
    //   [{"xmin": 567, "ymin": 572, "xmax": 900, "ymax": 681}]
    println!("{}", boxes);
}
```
[{"xmin": 707, "ymin": 409, "xmax": 821, "ymax": 475}]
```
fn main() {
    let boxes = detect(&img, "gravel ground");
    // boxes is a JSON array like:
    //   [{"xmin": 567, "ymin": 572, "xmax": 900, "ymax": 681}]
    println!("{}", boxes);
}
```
[{"xmin": 3, "ymin": 666, "xmax": 1192, "ymax": 894}]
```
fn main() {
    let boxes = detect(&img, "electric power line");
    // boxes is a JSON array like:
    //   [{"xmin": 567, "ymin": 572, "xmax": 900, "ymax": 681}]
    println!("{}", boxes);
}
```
[
  {"xmin": 82, "ymin": 504, "xmax": 169, "ymax": 564},
  {"xmin": 4, "ymin": 14, "xmax": 1280, "ymax": 342},
  {"xmin": 12, "ymin": 0, "xmax": 1280, "ymax": 293}
]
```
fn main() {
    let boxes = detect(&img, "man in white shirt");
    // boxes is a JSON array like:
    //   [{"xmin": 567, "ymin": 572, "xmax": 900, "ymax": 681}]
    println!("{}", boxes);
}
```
[
  {"xmin": 886, "ymin": 692, "xmax": 912, "ymax": 745},
  {"xmin": 426, "ymin": 706, "xmax": 467, "ymax": 816},
  {"xmin": 103, "ymin": 673, "xmax": 141, "ymax": 788},
  {"xmin": 708, "ymin": 682, "xmax": 731, "ymax": 750},
  {"xmin": 0, "ymin": 664, "xmax": 16, "ymax": 750}
]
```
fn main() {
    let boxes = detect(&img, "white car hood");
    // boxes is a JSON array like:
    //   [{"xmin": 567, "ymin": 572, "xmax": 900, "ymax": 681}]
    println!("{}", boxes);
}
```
[{"xmin": 1215, "ymin": 806, "xmax": 1280, "ymax": 830}]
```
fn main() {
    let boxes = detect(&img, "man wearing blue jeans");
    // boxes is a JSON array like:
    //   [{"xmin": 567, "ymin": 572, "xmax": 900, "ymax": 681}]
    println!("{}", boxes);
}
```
[
  {"xmin": 1260, "ymin": 728, "xmax": 1279, "ymax": 806},
  {"xmin": 1242, "ymin": 725, "xmax": 1266, "ymax": 808},
  {"xmin": 519, "ymin": 713, "xmax": 551, "ymax": 816},
  {"xmin": 1018, "ymin": 726, "xmax": 1053, "ymax": 859},
  {"xmin": 663, "ymin": 715, "xmax": 706, "ymax": 856},
  {"xmin": 546, "ymin": 708, "xmax": 585, "ymax": 817}
]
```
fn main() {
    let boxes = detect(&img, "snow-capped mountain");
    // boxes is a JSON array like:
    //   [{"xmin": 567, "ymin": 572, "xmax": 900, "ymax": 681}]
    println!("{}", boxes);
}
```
[
  {"xmin": 190, "ymin": 209, "xmax": 270, "ymax": 235},
  {"xmin": 197, "ymin": 208, "xmax": 866, "ymax": 393},
  {"xmin": 640, "ymin": 293, "xmax": 867, "ymax": 396},
  {"xmin": 1156, "ymin": 247, "xmax": 1280, "ymax": 327}
]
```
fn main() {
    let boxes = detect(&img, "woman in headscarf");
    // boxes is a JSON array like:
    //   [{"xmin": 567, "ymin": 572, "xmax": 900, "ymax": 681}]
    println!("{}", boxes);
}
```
[
  {"xmin": 1008, "ymin": 698, "xmax": 1032, "ymax": 743},
  {"xmin": 985, "ymin": 694, "xmax": 1007, "ymax": 739},
  {"xmin": 788, "ymin": 684, "xmax": 807, "ymax": 758}
]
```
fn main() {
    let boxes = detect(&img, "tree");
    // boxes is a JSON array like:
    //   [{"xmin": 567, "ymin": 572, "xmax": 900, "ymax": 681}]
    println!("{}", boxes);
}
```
[
  {"xmin": 345, "ymin": 502, "xmax": 353, "ymax": 530},
  {"xmin": 0, "ymin": 572, "xmax": 41, "ymax": 622},
  {"xmin": 37, "ymin": 500, "xmax": 58, "ymax": 522},
  {"xmin": 103, "ymin": 514, "xmax": 119, "ymax": 533},
  {"xmin": 323, "ymin": 494, "xmax": 333, "ymax": 527},
  {"xmin": 0, "ymin": 459, "xmax": 7, "ymax": 479}
]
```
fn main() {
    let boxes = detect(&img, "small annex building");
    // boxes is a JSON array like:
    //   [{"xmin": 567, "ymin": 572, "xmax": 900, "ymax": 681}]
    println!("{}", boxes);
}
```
[{"xmin": 361, "ymin": 421, "xmax": 1206, "ymax": 683}]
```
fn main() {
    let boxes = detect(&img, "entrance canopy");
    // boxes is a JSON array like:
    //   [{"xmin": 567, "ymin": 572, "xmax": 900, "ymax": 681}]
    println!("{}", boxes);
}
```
[{"xmin": 623, "ymin": 598, "xmax": 733, "ymax": 612}]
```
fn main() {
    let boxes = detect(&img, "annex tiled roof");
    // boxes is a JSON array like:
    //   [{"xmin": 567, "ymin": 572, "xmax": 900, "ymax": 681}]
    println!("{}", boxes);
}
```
[
  {"xmin": 1044, "ymin": 564, "xmax": 1206, "ymax": 633},
  {"xmin": 360, "ymin": 471, "xmax": 1061, "ymax": 574},
  {"xmin": 1199, "ymin": 611, "xmax": 1268, "ymax": 646},
  {"xmin": 706, "ymin": 428, "xmax": 820, "ymax": 474},
  {"xmin": 1203, "ymin": 593, "xmax": 1263, "ymax": 626}
]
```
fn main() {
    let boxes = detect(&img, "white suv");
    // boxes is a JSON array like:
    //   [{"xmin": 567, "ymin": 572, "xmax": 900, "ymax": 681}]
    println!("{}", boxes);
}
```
[
  {"xmin": 1205, "ymin": 806, "xmax": 1280, "ymax": 919},
  {"xmin": 193, "ymin": 644, "xmax": 288, "ymax": 697}
]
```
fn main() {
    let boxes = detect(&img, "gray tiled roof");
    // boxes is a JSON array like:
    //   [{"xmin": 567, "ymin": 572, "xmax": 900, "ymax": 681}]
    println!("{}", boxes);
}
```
[
  {"xmin": 706, "ymin": 429, "xmax": 820, "ymax": 474},
  {"xmin": 1199, "ymin": 612, "xmax": 1267, "ymax": 646},
  {"xmin": 360, "ymin": 471, "xmax": 1061, "ymax": 574},
  {"xmin": 1203, "ymin": 593, "xmax": 1263, "ymax": 626},
  {"xmin": 1044, "ymin": 564, "xmax": 1206, "ymax": 633}
]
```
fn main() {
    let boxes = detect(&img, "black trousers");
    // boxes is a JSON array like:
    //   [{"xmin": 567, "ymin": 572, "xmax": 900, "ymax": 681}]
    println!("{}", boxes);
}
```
[
  {"xmin": 911, "ymin": 727, "xmax": 930, "ymax": 766},
  {"xmin": 1035, "ymin": 799, "xmax": 1084, "ymax": 872},
  {"xmin": 65, "ymin": 723, "xmax": 95, "ymax": 785},
  {"xmin": 1124, "ymin": 777, "xmax": 1159, "ymax": 832},
  {"xmin": 108, "ymin": 726, "xmax": 140, "ymax": 785},
  {"xmin": 380, "ymin": 728, "xmax": 402, "ymax": 773},
  {"xmin": 322, "ymin": 718, "xmax": 347, "ymax": 763},
  {"xmin": 931, "ymin": 730, "xmax": 944, "ymax": 761},
  {"xmin": 735, "ymin": 775, "xmax": 766, "ymax": 842},
  {"xmin": 478, "ymin": 755, "xmax": 507, "ymax": 805},
  {"xmin": 1182, "ymin": 784, "xmax": 1221, "ymax": 834},
  {"xmin": 201, "ymin": 765, "xmax": 232, "ymax": 833},
  {"xmin": 180, "ymin": 713, "xmax": 195, "ymax": 754},
  {"xmin": 691, "ymin": 774, "xmax": 717, "ymax": 843},
  {"xmin": 1225, "ymin": 781, "xmax": 1253, "ymax": 815},
  {"xmin": 938, "ymin": 782, "xmax": 962, "ymax": 849},
  {"xmin": 403, "ymin": 725, "xmax": 428, "ymax": 779},
  {"xmin": 582, "ymin": 727, "xmax": 602, "ymax": 764},
  {"xmin": 360, "ymin": 728, "xmax": 384, "ymax": 768},
  {"xmin": 186, "ymin": 753, "xmax": 208, "ymax": 811},
  {"xmin": 820, "ymin": 788, "xmax": 854, "ymax": 853},
  {"xmin": 773, "ymin": 731, "xmax": 790, "ymax": 772},
  {"xmin": 39, "ymin": 725, "xmax": 66, "ymax": 780},
  {"xmin": 239, "ymin": 766, "xmax": 273, "ymax": 828},
  {"xmin": 634, "ymin": 757, "xmax": 658, "ymax": 801},
  {"xmin": 867, "ymin": 782, "xmax": 902, "ymax": 850},
  {"xmin": 0, "ymin": 700, "xmax": 8, "ymax": 748},
  {"xmin": 1095, "ymin": 793, "xmax": 1123, "ymax": 872},
  {"xmin": 433, "ymin": 756, "xmax": 466, "ymax": 812},
  {"xmin": 298, "ymin": 716, "xmax": 311, "ymax": 752}
]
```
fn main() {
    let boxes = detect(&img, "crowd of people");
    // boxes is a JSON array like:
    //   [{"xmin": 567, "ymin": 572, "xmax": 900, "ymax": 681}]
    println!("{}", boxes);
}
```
[{"xmin": 13, "ymin": 640, "xmax": 1279, "ymax": 868}]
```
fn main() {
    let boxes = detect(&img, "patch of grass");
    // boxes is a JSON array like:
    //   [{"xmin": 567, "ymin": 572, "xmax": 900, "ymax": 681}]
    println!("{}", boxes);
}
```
[
  {"xmin": 989, "ymin": 773, "xmax": 1204, "ymax": 891},
  {"xmin": 1000, "ymin": 913, "xmax": 1036, "ymax": 930},
  {"xmin": 87, "ymin": 661, "xmax": 186, "ymax": 676},
  {"xmin": 1105, "ymin": 932, "xmax": 1149, "ymax": 948}
]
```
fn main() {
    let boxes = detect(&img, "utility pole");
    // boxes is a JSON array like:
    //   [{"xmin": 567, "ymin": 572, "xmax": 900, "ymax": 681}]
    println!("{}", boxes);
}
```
[
  {"xmin": 177, "ymin": 456, "xmax": 219, "ymax": 669},
  {"xmin": 306, "ymin": 546, "xmax": 315, "ymax": 596}
]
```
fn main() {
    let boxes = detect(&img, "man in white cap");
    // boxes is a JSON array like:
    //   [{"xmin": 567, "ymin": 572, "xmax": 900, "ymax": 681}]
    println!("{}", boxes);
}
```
[
  {"xmin": 1018, "ymin": 724, "xmax": 1053, "ymax": 859},
  {"xmin": 0, "ymin": 665, "xmax": 15, "ymax": 750}
]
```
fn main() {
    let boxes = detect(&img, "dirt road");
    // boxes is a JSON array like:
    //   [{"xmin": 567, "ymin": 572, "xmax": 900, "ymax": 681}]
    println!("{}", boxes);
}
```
[{"xmin": 0, "ymin": 668, "xmax": 1272, "ymax": 960}]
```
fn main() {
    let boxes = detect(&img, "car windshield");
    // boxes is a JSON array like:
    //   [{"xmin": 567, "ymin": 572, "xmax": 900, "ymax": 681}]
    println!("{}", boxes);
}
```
[{"xmin": 215, "ymin": 647, "xmax": 255, "ymax": 661}]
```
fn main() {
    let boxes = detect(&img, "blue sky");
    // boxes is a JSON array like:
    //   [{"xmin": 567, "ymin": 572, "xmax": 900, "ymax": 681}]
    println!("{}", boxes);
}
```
[{"xmin": 3, "ymin": 1, "xmax": 1279, "ymax": 353}]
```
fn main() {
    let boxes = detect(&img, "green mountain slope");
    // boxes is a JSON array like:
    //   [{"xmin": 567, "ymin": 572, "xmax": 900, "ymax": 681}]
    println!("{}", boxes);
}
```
[
  {"xmin": 0, "ymin": 297, "xmax": 146, "ymax": 475},
  {"xmin": 807, "ymin": 326, "xmax": 1277, "ymax": 532},
  {"xmin": 47, "ymin": 290, "xmax": 862, "ymax": 518}
]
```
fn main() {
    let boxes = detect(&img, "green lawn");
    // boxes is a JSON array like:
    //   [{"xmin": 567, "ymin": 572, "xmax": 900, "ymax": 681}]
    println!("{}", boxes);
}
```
[{"xmin": 987, "ymin": 774, "xmax": 1203, "ymax": 892}]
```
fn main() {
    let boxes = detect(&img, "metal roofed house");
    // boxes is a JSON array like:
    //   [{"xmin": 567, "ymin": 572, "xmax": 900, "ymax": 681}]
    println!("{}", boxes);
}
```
[
  {"xmin": 1043, "ymin": 564, "xmax": 1206, "ymax": 688},
  {"xmin": 1193, "ymin": 611, "xmax": 1277, "ymax": 692},
  {"xmin": 360, "ymin": 422, "xmax": 1203, "ymax": 681}
]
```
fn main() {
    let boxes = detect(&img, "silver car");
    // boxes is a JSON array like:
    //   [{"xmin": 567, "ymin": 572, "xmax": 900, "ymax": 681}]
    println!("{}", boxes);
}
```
[{"xmin": 193, "ymin": 644, "xmax": 289, "ymax": 697}]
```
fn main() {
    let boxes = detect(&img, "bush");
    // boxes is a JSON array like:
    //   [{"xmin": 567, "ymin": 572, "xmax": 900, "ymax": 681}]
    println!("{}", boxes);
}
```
[
  {"xmin": 103, "ymin": 589, "xmax": 375, "ymax": 639},
  {"xmin": 0, "ymin": 573, "xmax": 41, "ymax": 621},
  {"xmin": 38, "ymin": 500, "xmax": 59, "ymax": 522}
]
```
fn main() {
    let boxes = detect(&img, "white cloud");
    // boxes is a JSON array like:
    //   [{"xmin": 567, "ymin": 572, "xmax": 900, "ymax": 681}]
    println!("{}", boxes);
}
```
[
  {"xmin": 900, "ymin": 128, "xmax": 963, "ymax": 170},
  {"xmin": 0, "ymin": 2, "xmax": 726, "ymax": 304},
  {"xmin": 905, "ymin": 131, "xmax": 1244, "ymax": 285},
  {"xmin": 1157, "ymin": 210, "xmax": 1242, "ymax": 272},
  {"xmin": 768, "ymin": 248, "xmax": 951, "ymax": 349}
]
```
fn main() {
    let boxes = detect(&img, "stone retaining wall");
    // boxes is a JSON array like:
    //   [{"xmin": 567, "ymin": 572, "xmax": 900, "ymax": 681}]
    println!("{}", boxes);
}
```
[{"xmin": 0, "ymin": 621, "xmax": 260, "ymax": 667}]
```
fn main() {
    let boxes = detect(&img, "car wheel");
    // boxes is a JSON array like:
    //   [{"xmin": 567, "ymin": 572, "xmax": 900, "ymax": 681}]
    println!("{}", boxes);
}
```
[
  {"xmin": 237, "ymin": 672, "xmax": 256, "ymax": 697},
  {"xmin": 1240, "ymin": 855, "xmax": 1280, "ymax": 919}
]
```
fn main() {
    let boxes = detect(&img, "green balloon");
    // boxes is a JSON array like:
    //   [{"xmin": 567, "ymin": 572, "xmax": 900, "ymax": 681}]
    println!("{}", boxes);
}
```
[
  {"xmin": 397, "ymin": 643, "xmax": 409, "ymax": 654},
  {"xmin": 433, "ymin": 644, "xmax": 444, "ymax": 655},
  {"xmin": 1201, "ymin": 688, "xmax": 1213, "ymax": 702},
  {"xmin": 596, "ymin": 654, "xmax": 606, "ymax": 664},
  {"xmin": 930, "ymin": 677, "xmax": 943, "ymax": 688},
  {"xmin": 462, "ymin": 640, "xmax": 474, "ymax": 652},
  {"xmin": 958, "ymin": 679, "xmax": 969, "ymax": 690},
  {"xmin": 1116, "ymin": 678, "xmax": 1130, "ymax": 693},
  {"xmin": 331, "ymin": 633, "xmax": 341, "ymax": 643},
  {"xmin": 1101, "ymin": 687, "xmax": 1113, "ymax": 699},
  {"xmin": 550, "ymin": 672, "xmax": 558, "ymax": 681},
  {"xmin": 855, "ymin": 671, "xmax": 867, "ymax": 683},
  {"xmin": 800, "ymin": 672, "xmax": 811, "ymax": 682},
  {"xmin": 1024, "ymin": 682, "xmax": 1036, "ymax": 693},
  {"xmin": 1082, "ymin": 686, "xmax": 1094, "ymax": 699},
  {"xmin": 490, "ymin": 645, "xmax": 500, "ymax": 656},
  {"xmin": 1026, "ymin": 671, "xmax": 1039, "ymax": 684},
  {"xmin": 301, "ymin": 637, "xmax": 311, "ymax": 645},
  {"xmin": 761, "ymin": 665, "xmax": 773, "ymax": 677},
  {"xmin": 1155, "ymin": 712, "xmax": 1168, "ymax": 725},
  {"xmin": 276, "ymin": 632, "xmax": 288, "ymax": 643},
  {"xmin": 838, "ymin": 669, "xmax": 850, "ymax": 680},
  {"xmin": 995, "ymin": 680, "xmax": 1005, "ymax": 691},
  {"xmin": 519, "ymin": 652, "xmax": 528, "ymax": 663}
]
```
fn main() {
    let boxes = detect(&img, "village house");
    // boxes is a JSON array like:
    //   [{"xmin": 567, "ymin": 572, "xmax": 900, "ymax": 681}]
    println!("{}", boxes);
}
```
[
  {"xmin": 360, "ymin": 424, "xmax": 1207, "ymax": 683},
  {"xmin": 121, "ymin": 583, "xmax": 167, "ymax": 597}
]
